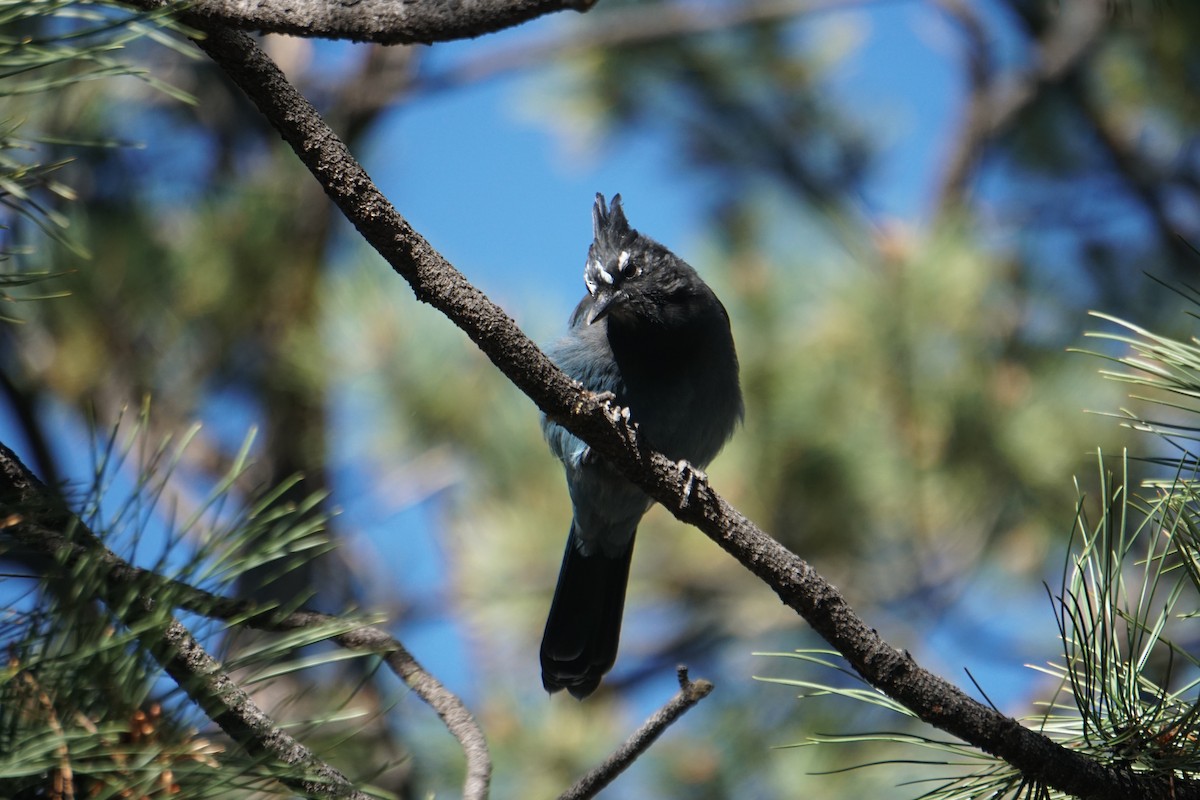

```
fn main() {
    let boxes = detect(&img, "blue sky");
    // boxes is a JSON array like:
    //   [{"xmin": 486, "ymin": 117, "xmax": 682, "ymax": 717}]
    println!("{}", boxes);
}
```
[{"xmin": 367, "ymin": 1, "xmax": 980, "ymax": 310}]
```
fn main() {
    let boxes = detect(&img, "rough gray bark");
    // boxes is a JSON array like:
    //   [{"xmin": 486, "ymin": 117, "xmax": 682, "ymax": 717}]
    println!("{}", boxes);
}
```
[{"xmin": 131, "ymin": 0, "xmax": 597, "ymax": 44}]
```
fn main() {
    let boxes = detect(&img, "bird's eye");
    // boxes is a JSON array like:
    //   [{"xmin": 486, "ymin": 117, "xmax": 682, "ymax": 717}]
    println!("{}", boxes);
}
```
[{"xmin": 617, "ymin": 250, "xmax": 639, "ymax": 279}]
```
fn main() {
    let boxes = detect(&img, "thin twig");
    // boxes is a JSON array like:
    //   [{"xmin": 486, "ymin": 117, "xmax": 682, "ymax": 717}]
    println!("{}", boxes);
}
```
[
  {"xmin": 186, "ymin": 21, "xmax": 1200, "ymax": 800},
  {"xmin": 282, "ymin": 618, "xmax": 493, "ymax": 800},
  {"xmin": 558, "ymin": 667, "xmax": 714, "ymax": 800},
  {"xmin": 0, "ymin": 443, "xmax": 492, "ymax": 800}
]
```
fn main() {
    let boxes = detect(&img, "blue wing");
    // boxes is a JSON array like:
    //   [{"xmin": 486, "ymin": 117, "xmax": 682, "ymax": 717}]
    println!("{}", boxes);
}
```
[
  {"xmin": 541, "ymin": 308, "xmax": 622, "ymax": 468},
  {"xmin": 542, "ymin": 314, "xmax": 650, "ymax": 557}
]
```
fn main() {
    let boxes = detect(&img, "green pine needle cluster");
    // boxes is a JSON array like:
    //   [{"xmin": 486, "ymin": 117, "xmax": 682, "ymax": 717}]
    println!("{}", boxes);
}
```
[
  {"xmin": 0, "ymin": 0, "xmax": 194, "ymax": 278},
  {"xmin": 0, "ymin": 409, "xmax": 395, "ymax": 799}
]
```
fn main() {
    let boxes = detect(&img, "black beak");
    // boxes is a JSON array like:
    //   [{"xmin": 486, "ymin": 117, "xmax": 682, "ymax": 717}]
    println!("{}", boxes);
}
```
[{"xmin": 586, "ymin": 290, "xmax": 620, "ymax": 325}]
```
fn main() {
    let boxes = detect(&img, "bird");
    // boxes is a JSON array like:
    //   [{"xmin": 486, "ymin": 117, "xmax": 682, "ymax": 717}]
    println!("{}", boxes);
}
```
[{"xmin": 540, "ymin": 193, "xmax": 743, "ymax": 699}]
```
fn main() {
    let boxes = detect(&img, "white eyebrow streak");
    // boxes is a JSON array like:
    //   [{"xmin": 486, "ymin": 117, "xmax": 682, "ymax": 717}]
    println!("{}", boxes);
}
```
[{"xmin": 617, "ymin": 250, "xmax": 630, "ymax": 270}]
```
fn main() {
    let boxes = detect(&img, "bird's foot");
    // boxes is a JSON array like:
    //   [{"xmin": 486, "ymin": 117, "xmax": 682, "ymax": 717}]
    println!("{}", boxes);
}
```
[
  {"xmin": 572, "ymin": 386, "xmax": 616, "ymax": 415},
  {"xmin": 577, "ymin": 393, "xmax": 632, "ymax": 466},
  {"xmin": 574, "ymin": 390, "xmax": 638, "ymax": 457},
  {"xmin": 676, "ymin": 460, "xmax": 708, "ymax": 509},
  {"xmin": 608, "ymin": 401, "xmax": 629, "ymax": 423},
  {"xmin": 611, "ymin": 402, "xmax": 638, "ymax": 448}
]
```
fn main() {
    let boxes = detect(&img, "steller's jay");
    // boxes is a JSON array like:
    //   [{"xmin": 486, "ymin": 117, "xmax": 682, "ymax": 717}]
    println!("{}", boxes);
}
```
[{"xmin": 540, "ymin": 193, "xmax": 743, "ymax": 699}]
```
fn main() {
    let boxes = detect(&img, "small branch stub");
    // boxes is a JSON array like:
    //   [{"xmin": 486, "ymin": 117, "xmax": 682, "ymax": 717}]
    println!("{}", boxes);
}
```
[{"xmin": 676, "ymin": 664, "xmax": 714, "ymax": 701}]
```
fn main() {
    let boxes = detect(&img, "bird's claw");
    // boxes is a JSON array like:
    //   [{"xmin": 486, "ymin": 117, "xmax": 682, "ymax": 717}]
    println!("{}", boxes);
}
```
[
  {"xmin": 585, "ymin": 392, "xmax": 637, "ymax": 446},
  {"xmin": 612, "ymin": 403, "xmax": 638, "ymax": 448},
  {"xmin": 676, "ymin": 460, "xmax": 708, "ymax": 509},
  {"xmin": 573, "ymin": 387, "xmax": 616, "ymax": 415},
  {"xmin": 576, "ymin": 392, "xmax": 632, "ymax": 465}
]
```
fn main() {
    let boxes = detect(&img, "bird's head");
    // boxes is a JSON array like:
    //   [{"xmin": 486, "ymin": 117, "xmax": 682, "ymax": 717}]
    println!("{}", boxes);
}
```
[{"xmin": 583, "ymin": 193, "xmax": 676, "ymax": 326}]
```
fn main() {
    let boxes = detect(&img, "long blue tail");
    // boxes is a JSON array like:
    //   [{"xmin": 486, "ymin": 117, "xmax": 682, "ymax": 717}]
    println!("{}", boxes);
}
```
[{"xmin": 540, "ymin": 524, "xmax": 634, "ymax": 699}]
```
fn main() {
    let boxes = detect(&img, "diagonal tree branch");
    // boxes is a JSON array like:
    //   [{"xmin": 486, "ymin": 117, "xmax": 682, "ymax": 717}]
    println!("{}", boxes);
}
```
[
  {"xmin": 127, "ymin": 0, "xmax": 598, "ymax": 45},
  {"xmin": 152, "ymin": 618, "xmax": 373, "ymax": 800},
  {"xmin": 186, "ymin": 20, "xmax": 1200, "ymax": 800}
]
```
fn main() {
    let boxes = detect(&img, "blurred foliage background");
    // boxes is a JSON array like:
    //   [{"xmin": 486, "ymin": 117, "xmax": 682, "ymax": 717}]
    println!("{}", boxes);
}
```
[{"xmin": 2, "ymin": 0, "xmax": 1199, "ymax": 797}]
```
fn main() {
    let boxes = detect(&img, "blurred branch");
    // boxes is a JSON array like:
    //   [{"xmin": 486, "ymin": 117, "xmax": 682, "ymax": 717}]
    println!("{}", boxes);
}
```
[
  {"xmin": 0, "ymin": 444, "xmax": 373, "ymax": 800},
  {"xmin": 930, "ymin": 0, "xmax": 995, "ymax": 215},
  {"xmin": 0, "ymin": 440, "xmax": 493, "ymax": 800},
  {"xmin": 192, "ymin": 21, "xmax": 1200, "ymax": 800},
  {"xmin": 557, "ymin": 667, "xmax": 713, "ymax": 800},
  {"xmin": 414, "ymin": 0, "xmax": 872, "ymax": 94},
  {"xmin": 127, "ymin": 0, "xmax": 598, "ymax": 44},
  {"xmin": 1068, "ymin": 74, "xmax": 1200, "ymax": 268},
  {"xmin": 933, "ymin": 0, "xmax": 1108, "ymax": 216},
  {"xmin": 325, "ymin": 44, "xmax": 421, "ymax": 143}
]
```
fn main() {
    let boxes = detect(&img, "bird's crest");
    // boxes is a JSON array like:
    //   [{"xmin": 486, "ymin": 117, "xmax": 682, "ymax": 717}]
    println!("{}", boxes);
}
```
[
  {"xmin": 591, "ymin": 193, "xmax": 638, "ymax": 256},
  {"xmin": 586, "ymin": 193, "xmax": 642, "ymax": 300}
]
